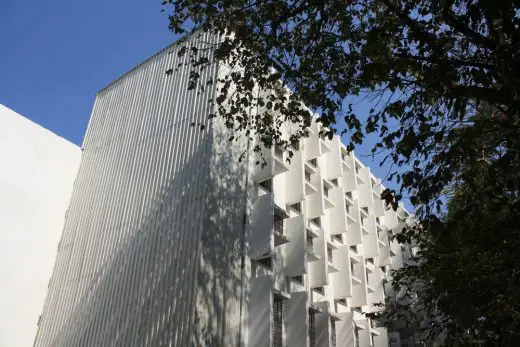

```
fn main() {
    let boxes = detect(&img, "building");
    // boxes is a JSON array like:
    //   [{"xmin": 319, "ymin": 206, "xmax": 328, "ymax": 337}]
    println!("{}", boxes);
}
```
[
  {"xmin": 33, "ymin": 33, "xmax": 411, "ymax": 347},
  {"xmin": 0, "ymin": 104, "xmax": 81, "ymax": 347}
]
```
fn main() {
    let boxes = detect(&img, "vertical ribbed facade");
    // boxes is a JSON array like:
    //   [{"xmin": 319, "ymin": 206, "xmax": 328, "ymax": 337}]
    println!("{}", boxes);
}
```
[
  {"xmin": 35, "ymin": 33, "xmax": 412, "ymax": 347},
  {"xmin": 34, "ymin": 32, "xmax": 250, "ymax": 347}
]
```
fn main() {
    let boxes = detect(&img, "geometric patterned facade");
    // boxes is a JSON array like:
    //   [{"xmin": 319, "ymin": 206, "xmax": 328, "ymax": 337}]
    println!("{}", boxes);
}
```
[{"xmin": 34, "ymin": 33, "xmax": 411, "ymax": 347}]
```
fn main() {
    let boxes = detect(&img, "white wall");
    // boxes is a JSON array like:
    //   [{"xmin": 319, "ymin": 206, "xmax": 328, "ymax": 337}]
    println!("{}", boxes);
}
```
[{"xmin": 0, "ymin": 105, "xmax": 81, "ymax": 347}]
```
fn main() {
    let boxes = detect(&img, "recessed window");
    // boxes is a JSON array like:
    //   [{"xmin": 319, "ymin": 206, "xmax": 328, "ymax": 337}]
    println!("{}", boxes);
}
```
[
  {"xmin": 310, "ymin": 217, "xmax": 321, "ymax": 227},
  {"xmin": 292, "ymin": 275, "xmax": 304, "ymax": 284},
  {"xmin": 313, "ymin": 286, "xmax": 324, "ymax": 294},
  {"xmin": 309, "ymin": 158, "xmax": 318, "ymax": 167},
  {"xmin": 331, "ymin": 178, "xmax": 338, "ymax": 186},
  {"xmin": 257, "ymin": 256, "xmax": 272, "ymax": 269},
  {"xmin": 290, "ymin": 202, "xmax": 301, "ymax": 212},
  {"xmin": 259, "ymin": 179, "xmax": 272, "ymax": 192},
  {"xmin": 332, "ymin": 234, "xmax": 342, "ymax": 242},
  {"xmin": 273, "ymin": 295, "xmax": 285, "ymax": 347},
  {"xmin": 349, "ymin": 245, "xmax": 357, "ymax": 253}
]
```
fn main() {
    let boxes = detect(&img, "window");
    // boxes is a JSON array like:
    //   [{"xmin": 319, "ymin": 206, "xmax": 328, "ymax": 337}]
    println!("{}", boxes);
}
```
[
  {"xmin": 259, "ymin": 179, "xmax": 272, "ymax": 192},
  {"xmin": 292, "ymin": 275, "xmax": 303, "ymax": 284},
  {"xmin": 323, "ymin": 185, "xmax": 329, "ymax": 197},
  {"xmin": 308, "ymin": 309, "xmax": 316, "ymax": 347},
  {"xmin": 310, "ymin": 217, "xmax": 321, "ymax": 227},
  {"xmin": 327, "ymin": 247, "xmax": 333, "ymax": 263},
  {"xmin": 350, "ymin": 261, "xmax": 355, "ymax": 274},
  {"xmin": 361, "ymin": 206, "xmax": 369, "ymax": 214},
  {"xmin": 375, "ymin": 217, "xmax": 380, "ymax": 225},
  {"xmin": 331, "ymin": 178, "xmax": 338, "ymax": 186},
  {"xmin": 290, "ymin": 202, "xmax": 301, "ymax": 212},
  {"xmin": 332, "ymin": 234, "xmax": 342, "ymax": 243},
  {"xmin": 305, "ymin": 170, "xmax": 312, "ymax": 182},
  {"xmin": 309, "ymin": 158, "xmax": 317, "ymax": 167},
  {"xmin": 274, "ymin": 215, "xmax": 284, "ymax": 235},
  {"xmin": 273, "ymin": 295, "xmax": 284, "ymax": 347},
  {"xmin": 314, "ymin": 286, "xmax": 324, "ymax": 294},
  {"xmin": 291, "ymin": 141, "xmax": 300, "ymax": 151},
  {"xmin": 274, "ymin": 147, "xmax": 284, "ymax": 160},
  {"xmin": 257, "ymin": 256, "xmax": 272, "ymax": 269},
  {"xmin": 330, "ymin": 319, "xmax": 337, "ymax": 347},
  {"xmin": 306, "ymin": 235, "xmax": 314, "ymax": 251},
  {"xmin": 355, "ymin": 327, "xmax": 360, "ymax": 347},
  {"xmin": 366, "ymin": 257, "xmax": 374, "ymax": 265},
  {"xmin": 345, "ymin": 191, "xmax": 353, "ymax": 200},
  {"xmin": 349, "ymin": 245, "xmax": 357, "ymax": 253}
]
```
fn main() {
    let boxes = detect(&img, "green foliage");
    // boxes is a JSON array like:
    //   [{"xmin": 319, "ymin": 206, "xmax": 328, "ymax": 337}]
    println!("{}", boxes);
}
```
[{"xmin": 162, "ymin": 1, "xmax": 520, "ymax": 343}]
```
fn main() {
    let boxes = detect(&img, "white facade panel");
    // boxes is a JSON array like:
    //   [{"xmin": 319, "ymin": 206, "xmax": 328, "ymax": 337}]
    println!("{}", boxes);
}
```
[{"xmin": 0, "ymin": 105, "xmax": 81, "ymax": 347}]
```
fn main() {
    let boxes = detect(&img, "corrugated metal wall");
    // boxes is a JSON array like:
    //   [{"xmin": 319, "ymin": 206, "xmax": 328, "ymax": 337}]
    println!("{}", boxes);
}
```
[{"xmin": 34, "ymin": 31, "xmax": 248, "ymax": 347}]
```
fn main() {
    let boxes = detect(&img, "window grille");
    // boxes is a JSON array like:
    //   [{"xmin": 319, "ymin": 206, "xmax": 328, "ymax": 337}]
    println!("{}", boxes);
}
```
[
  {"xmin": 308, "ymin": 309, "xmax": 316, "ymax": 347},
  {"xmin": 274, "ymin": 216, "xmax": 284, "ymax": 235},
  {"xmin": 330, "ymin": 320, "xmax": 337, "ymax": 347},
  {"xmin": 306, "ymin": 235, "xmax": 314, "ymax": 251},
  {"xmin": 273, "ymin": 295, "xmax": 284, "ymax": 347}
]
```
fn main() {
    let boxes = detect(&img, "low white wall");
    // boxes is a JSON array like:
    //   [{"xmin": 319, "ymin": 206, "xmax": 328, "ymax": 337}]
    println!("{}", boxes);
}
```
[{"xmin": 0, "ymin": 105, "xmax": 81, "ymax": 347}]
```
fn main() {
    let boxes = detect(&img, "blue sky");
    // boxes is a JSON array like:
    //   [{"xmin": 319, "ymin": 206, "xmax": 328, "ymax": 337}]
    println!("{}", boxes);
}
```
[
  {"xmin": 0, "ymin": 1, "xmax": 410, "ymax": 209},
  {"xmin": 0, "ymin": 0, "xmax": 175, "ymax": 145}
]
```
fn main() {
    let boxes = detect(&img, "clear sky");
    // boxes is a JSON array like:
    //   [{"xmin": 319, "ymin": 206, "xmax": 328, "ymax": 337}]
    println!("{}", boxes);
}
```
[
  {"xmin": 0, "ymin": 0, "xmax": 411, "ymax": 209},
  {"xmin": 0, "ymin": 0, "xmax": 176, "ymax": 145}
]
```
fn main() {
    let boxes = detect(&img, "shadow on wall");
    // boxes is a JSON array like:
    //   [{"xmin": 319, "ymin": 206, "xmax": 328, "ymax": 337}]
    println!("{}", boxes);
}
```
[{"xmin": 38, "ymin": 120, "xmax": 249, "ymax": 347}]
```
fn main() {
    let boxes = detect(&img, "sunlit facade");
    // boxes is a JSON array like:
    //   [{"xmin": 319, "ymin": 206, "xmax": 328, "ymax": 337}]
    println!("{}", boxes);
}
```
[{"xmin": 34, "ymin": 33, "xmax": 411, "ymax": 347}]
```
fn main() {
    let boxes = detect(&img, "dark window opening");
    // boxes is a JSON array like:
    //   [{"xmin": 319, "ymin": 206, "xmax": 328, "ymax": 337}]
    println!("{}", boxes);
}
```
[
  {"xmin": 330, "ymin": 320, "xmax": 336, "ymax": 347},
  {"xmin": 306, "ymin": 235, "xmax": 314, "ymax": 251},
  {"xmin": 273, "ymin": 295, "xmax": 284, "ymax": 347},
  {"xmin": 309, "ymin": 309, "xmax": 316, "ymax": 347},
  {"xmin": 290, "ymin": 202, "xmax": 301, "ymax": 212},
  {"xmin": 274, "ymin": 215, "xmax": 284, "ymax": 235},
  {"xmin": 292, "ymin": 275, "xmax": 303, "ymax": 284},
  {"xmin": 310, "ymin": 217, "xmax": 321, "ymax": 227},
  {"xmin": 332, "ymin": 234, "xmax": 342, "ymax": 242},
  {"xmin": 259, "ymin": 179, "xmax": 272, "ymax": 192},
  {"xmin": 309, "ymin": 158, "xmax": 317, "ymax": 167},
  {"xmin": 305, "ymin": 170, "xmax": 312, "ymax": 182},
  {"xmin": 274, "ymin": 147, "xmax": 284, "ymax": 160},
  {"xmin": 314, "ymin": 286, "xmax": 324, "ymax": 294},
  {"xmin": 257, "ymin": 256, "xmax": 272, "ymax": 269}
]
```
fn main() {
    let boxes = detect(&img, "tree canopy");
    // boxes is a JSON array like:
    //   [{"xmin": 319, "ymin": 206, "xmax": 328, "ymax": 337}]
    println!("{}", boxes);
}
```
[{"xmin": 162, "ymin": 0, "xmax": 520, "ymax": 344}]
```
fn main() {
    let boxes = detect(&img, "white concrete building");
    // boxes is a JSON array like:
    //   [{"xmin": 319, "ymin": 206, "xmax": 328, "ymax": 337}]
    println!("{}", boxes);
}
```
[
  {"xmin": 0, "ymin": 105, "xmax": 81, "ymax": 347},
  {"xmin": 33, "ymin": 33, "xmax": 411, "ymax": 347}
]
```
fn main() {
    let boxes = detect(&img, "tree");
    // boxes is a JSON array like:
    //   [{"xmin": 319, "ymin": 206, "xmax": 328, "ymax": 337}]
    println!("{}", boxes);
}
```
[{"xmin": 162, "ymin": 0, "xmax": 520, "ymax": 343}]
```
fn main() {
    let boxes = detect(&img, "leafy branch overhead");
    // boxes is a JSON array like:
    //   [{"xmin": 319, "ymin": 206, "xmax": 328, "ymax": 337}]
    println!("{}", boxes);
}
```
[
  {"xmin": 162, "ymin": 0, "xmax": 520, "ymax": 344},
  {"xmin": 162, "ymin": 0, "xmax": 520, "ymax": 217}
]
